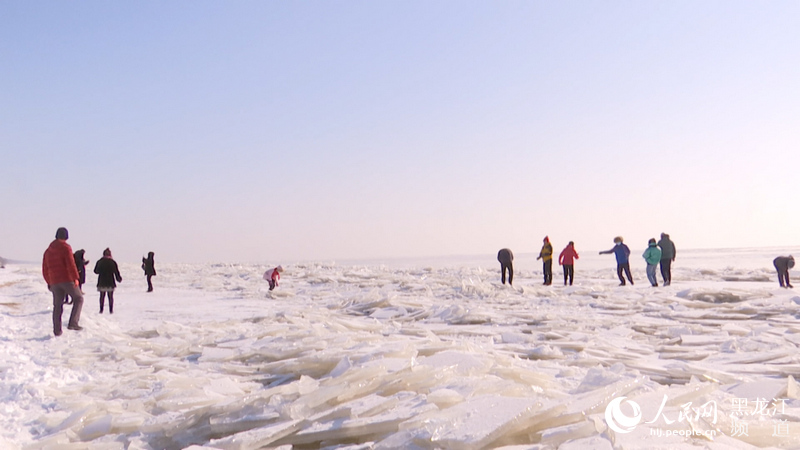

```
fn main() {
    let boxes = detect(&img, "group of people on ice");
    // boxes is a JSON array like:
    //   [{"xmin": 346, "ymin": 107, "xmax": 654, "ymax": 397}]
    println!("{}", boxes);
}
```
[
  {"xmin": 599, "ymin": 234, "xmax": 676, "ymax": 287},
  {"xmin": 499, "ymin": 234, "xmax": 795, "ymax": 290},
  {"xmin": 42, "ymin": 227, "xmax": 157, "ymax": 336},
  {"xmin": 498, "ymin": 233, "xmax": 678, "ymax": 287}
]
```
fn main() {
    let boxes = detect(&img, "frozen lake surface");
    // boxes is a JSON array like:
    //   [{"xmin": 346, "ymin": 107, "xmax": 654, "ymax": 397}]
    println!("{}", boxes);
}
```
[{"xmin": 3, "ymin": 247, "xmax": 800, "ymax": 449}]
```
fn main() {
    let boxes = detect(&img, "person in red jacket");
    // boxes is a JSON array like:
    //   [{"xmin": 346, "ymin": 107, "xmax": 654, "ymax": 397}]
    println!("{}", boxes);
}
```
[
  {"xmin": 558, "ymin": 241, "xmax": 580, "ymax": 286},
  {"xmin": 42, "ymin": 227, "xmax": 84, "ymax": 335},
  {"xmin": 263, "ymin": 265, "xmax": 284, "ymax": 291}
]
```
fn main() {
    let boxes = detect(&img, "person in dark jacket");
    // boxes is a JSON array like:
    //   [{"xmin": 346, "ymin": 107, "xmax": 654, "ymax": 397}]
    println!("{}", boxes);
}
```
[
  {"xmin": 94, "ymin": 248, "xmax": 122, "ymax": 314},
  {"xmin": 142, "ymin": 251, "xmax": 156, "ymax": 292},
  {"xmin": 537, "ymin": 236, "xmax": 554, "ymax": 285},
  {"xmin": 774, "ymin": 255, "xmax": 795, "ymax": 288},
  {"xmin": 497, "ymin": 248, "xmax": 514, "ymax": 285},
  {"xmin": 599, "ymin": 236, "xmax": 634, "ymax": 286},
  {"xmin": 73, "ymin": 249, "xmax": 89, "ymax": 292},
  {"xmin": 657, "ymin": 233, "xmax": 676, "ymax": 286},
  {"xmin": 43, "ymin": 227, "xmax": 84, "ymax": 335}
]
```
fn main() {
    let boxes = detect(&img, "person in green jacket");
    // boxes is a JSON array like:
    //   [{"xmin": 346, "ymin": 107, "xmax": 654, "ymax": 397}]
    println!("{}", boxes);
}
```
[{"xmin": 643, "ymin": 238, "xmax": 662, "ymax": 287}]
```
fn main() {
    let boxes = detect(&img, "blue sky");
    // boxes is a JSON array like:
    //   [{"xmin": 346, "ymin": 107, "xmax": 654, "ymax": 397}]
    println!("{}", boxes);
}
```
[{"xmin": 2, "ymin": 1, "xmax": 799, "ymax": 263}]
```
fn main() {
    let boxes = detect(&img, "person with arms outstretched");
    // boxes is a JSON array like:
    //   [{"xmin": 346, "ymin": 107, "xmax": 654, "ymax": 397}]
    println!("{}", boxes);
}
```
[{"xmin": 600, "ymin": 236, "xmax": 634, "ymax": 286}]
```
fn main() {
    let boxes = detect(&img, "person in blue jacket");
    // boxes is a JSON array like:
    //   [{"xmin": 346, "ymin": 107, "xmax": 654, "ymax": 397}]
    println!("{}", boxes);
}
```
[
  {"xmin": 642, "ymin": 238, "xmax": 662, "ymax": 287},
  {"xmin": 599, "ymin": 236, "xmax": 634, "ymax": 286}
]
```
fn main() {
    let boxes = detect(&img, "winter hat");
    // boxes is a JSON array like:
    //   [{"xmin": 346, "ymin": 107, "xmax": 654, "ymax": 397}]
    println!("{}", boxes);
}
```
[
  {"xmin": 276, "ymin": 265, "xmax": 284, "ymax": 273},
  {"xmin": 543, "ymin": 236, "xmax": 550, "ymax": 243},
  {"xmin": 790, "ymin": 256, "xmax": 796, "ymax": 269},
  {"xmin": 55, "ymin": 227, "xmax": 69, "ymax": 240},
  {"xmin": 103, "ymin": 248, "xmax": 112, "ymax": 257}
]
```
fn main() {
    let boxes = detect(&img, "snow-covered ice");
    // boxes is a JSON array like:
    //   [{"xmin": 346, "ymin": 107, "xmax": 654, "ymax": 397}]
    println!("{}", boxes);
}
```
[{"xmin": 3, "ymin": 248, "xmax": 800, "ymax": 449}]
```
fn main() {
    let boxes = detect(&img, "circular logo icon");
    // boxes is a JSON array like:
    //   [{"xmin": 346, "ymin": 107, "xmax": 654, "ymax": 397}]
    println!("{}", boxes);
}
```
[{"xmin": 605, "ymin": 396, "xmax": 642, "ymax": 433}]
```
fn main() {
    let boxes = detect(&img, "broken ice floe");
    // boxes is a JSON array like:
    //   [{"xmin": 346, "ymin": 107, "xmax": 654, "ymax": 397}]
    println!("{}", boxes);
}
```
[{"xmin": 4, "ymin": 250, "xmax": 800, "ymax": 449}]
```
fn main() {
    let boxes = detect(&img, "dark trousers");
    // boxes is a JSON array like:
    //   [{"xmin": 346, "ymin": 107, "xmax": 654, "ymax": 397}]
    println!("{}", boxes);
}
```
[
  {"xmin": 51, "ymin": 282, "xmax": 83, "ymax": 335},
  {"xmin": 543, "ymin": 260, "xmax": 553, "ymax": 285},
  {"xmin": 660, "ymin": 258, "xmax": 672, "ymax": 285},
  {"xmin": 563, "ymin": 265, "xmax": 574, "ymax": 285},
  {"xmin": 100, "ymin": 291, "xmax": 115, "ymax": 313},
  {"xmin": 617, "ymin": 263, "xmax": 633, "ymax": 285},
  {"xmin": 500, "ymin": 262, "xmax": 513, "ymax": 285},
  {"xmin": 146, "ymin": 275, "xmax": 154, "ymax": 292},
  {"xmin": 775, "ymin": 264, "xmax": 792, "ymax": 287}
]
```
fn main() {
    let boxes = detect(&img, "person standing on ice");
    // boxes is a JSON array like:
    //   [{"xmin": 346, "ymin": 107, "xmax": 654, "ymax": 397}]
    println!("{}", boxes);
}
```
[
  {"xmin": 497, "ymin": 248, "xmax": 514, "ymax": 285},
  {"xmin": 558, "ymin": 241, "xmax": 579, "ymax": 286},
  {"xmin": 657, "ymin": 233, "xmax": 676, "ymax": 286},
  {"xmin": 643, "ymin": 238, "xmax": 662, "ymax": 287},
  {"xmin": 42, "ymin": 227, "xmax": 84, "ymax": 335},
  {"xmin": 142, "ymin": 251, "xmax": 156, "ymax": 292},
  {"xmin": 773, "ymin": 255, "xmax": 795, "ymax": 288},
  {"xmin": 263, "ymin": 265, "xmax": 284, "ymax": 291},
  {"xmin": 537, "ymin": 236, "xmax": 554, "ymax": 285},
  {"xmin": 599, "ymin": 236, "xmax": 634, "ymax": 286},
  {"xmin": 73, "ymin": 249, "xmax": 89, "ymax": 292},
  {"xmin": 94, "ymin": 248, "xmax": 122, "ymax": 314}
]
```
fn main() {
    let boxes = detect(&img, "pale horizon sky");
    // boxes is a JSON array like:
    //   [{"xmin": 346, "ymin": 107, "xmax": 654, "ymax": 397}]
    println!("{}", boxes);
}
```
[{"xmin": 2, "ymin": 1, "xmax": 799, "ymax": 264}]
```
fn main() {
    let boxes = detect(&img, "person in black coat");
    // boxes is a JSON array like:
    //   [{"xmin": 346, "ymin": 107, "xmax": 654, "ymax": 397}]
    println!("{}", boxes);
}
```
[
  {"xmin": 73, "ymin": 249, "xmax": 89, "ymax": 291},
  {"xmin": 774, "ymin": 255, "xmax": 795, "ymax": 288},
  {"xmin": 497, "ymin": 248, "xmax": 514, "ymax": 285},
  {"xmin": 94, "ymin": 248, "xmax": 122, "ymax": 313},
  {"xmin": 142, "ymin": 251, "xmax": 156, "ymax": 292}
]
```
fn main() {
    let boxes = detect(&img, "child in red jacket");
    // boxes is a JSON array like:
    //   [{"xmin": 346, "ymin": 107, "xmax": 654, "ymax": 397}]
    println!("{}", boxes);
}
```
[
  {"xmin": 263, "ymin": 266, "xmax": 284, "ymax": 291},
  {"xmin": 558, "ymin": 241, "xmax": 580, "ymax": 286}
]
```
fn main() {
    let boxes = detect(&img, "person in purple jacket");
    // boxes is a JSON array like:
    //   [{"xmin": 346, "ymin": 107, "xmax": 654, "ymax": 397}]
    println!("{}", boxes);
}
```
[{"xmin": 599, "ymin": 236, "xmax": 634, "ymax": 286}]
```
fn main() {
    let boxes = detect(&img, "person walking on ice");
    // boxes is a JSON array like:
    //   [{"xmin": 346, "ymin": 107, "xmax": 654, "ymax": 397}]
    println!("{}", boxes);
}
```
[
  {"xmin": 73, "ymin": 249, "xmax": 89, "ymax": 293},
  {"xmin": 94, "ymin": 248, "xmax": 122, "ymax": 314},
  {"xmin": 42, "ymin": 227, "xmax": 84, "ymax": 335},
  {"xmin": 657, "ymin": 233, "xmax": 676, "ymax": 286},
  {"xmin": 142, "ymin": 251, "xmax": 156, "ymax": 292},
  {"xmin": 537, "ymin": 236, "xmax": 553, "ymax": 285},
  {"xmin": 263, "ymin": 265, "xmax": 284, "ymax": 291},
  {"xmin": 497, "ymin": 248, "xmax": 514, "ymax": 286},
  {"xmin": 774, "ymin": 255, "xmax": 795, "ymax": 288},
  {"xmin": 599, "ymin": 236, "xmax": 634, "ymax": 286},
  {"xmin": 643, "ymin": 238, "xmax": 662, "ymax": 287},
  {"xmin": 558, "ymin": 241, "xmax": 579, "ymax": 286}
]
